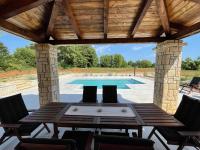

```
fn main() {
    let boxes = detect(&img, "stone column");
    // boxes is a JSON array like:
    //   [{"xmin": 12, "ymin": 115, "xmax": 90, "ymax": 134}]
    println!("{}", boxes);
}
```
[
  {"xmin": 35, "ymin": 44, "xmax": 59, "ymax": 106},
  {"xmin": 153, "ymin": 40, "xmax": 185, "ymax": 114}
]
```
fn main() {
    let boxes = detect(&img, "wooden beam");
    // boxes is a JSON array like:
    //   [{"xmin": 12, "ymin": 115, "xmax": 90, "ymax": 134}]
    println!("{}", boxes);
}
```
[
  {"xmin": 170, "ymin": 22, "xmax": 187, "ymax": 31},
  {"xmin": 104, "ymin": 0, "xmax": 109, "ymax": 39},
  {"xmin": 129, "ymin": 0, "xmax": 153, "ymax": 38},
  {"xmin": 157, "ymin": 22, "xmax": 187, "ymax": 36},
  {"xmin": 0, "ymin": 19, "xmax": 45, "ymax": 42},
  {"xmin": 155, "ymin": 0, "xmax": 171, "ymax": 36},
  {"xmin": 187, "ymin": 0, "xmax": 200, "ymax": 4},
  {"xmin": 0, "ymin": 0, "xmax": 53, "ymax": 19},
  {"xmin": 62, "ymin": 0, "xmax": 81, "ymax": 39},
  {"xmin": 45, "ymin": 1, "xmax": 59, "ymax": 40},
  {"xmin": 170, "ymin": 22, "xmax": 200, "ymax": 39},
  {"xmin": 49, "ymin": 37, "xmax": 166, "ymax": 45}
]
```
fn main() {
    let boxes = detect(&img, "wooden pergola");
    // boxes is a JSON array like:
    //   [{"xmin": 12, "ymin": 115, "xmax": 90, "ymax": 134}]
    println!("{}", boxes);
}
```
[
  {"xmin": 0, "ymin": 0, "xmax": 200, "ymax": 44},
  {"xmin": 0, "ymin": 0, "xmax": 200, "ymax": 113}
]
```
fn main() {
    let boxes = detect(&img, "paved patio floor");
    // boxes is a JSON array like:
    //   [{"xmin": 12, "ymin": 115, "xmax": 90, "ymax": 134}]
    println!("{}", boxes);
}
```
[{"xmin": 0, "ymin": 75, "xmax": 199, "ymax": 150}]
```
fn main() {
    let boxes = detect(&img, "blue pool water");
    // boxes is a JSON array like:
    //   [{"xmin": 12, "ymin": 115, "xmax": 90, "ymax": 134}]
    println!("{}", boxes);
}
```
[{"xmin": 69, "ymin": 79, "xmax": 144, "ymax": 89}]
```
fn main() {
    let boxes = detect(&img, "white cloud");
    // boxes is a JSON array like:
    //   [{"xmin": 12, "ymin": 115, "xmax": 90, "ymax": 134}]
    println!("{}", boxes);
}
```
[
  {"xmin": 93, "ymin": 44, "xmax": 112, "ymax": 54},
  {"xmin": 131, "ymin": 44, "xmax": 154, "ymax": 51},
  {"xmin": 0, "ymin": 30, "xmax": 4, "ymax": 37}
]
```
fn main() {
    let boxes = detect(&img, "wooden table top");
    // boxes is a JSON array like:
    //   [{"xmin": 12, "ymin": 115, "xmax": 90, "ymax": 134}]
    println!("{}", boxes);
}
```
[{"xmin": 20, "ymin": 102, "xmax": 183, "ymax": 128}]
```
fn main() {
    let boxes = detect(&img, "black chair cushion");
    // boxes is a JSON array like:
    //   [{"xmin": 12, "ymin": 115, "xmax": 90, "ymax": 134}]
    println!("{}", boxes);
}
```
[
  {"xmin": 174, "ymin": 95, "xmax": 200, "ymax": 130},
  {"xmin": 102, "ymin": 85, "xmax": 118, "ymax": 103},
  {"xmin": 0, "ymin": 94, "xmax": 28, "ymax": 124},
  {"xmin": 82, "ymin": 86, "xmax": 97, "ymax": 103},
  {"xmin": 18, "ymin": 123, "xmax": 41, "ymax": 135},
  {"xmin": 62, "ymin": 131, "xmax": 93, "ymax": 150},
  {"xmin": 156, "ymin": 127, "xmax": 184, "ymax": 143},
  {"xmin": 15, "ymin": 138, "xmax": 77, "ymax": 150},
  {"xmin": 100, "ymin": 131, "xmax": 129, "ymax": 137},
  {"xmin": 189, "ymin": 77, "xmax": 200, "ymax": 86},
  {"xmin": 94, "ymin": 135, "xmax": 154, "ymax": 150}
]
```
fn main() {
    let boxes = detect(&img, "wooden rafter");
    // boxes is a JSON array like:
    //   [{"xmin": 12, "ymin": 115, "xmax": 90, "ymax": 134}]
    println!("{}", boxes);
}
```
[
  {"xmin": 157, "ymin": 22, "xmax": 187, "ymax": 36},
  {"xmin": 155, "ymin": 0, "xmax": 171, "ymax": 36},
  {"xmin": 45, "ymin": 0, "xmax": 60, "ymax": 40},
  {"xmin": 0, "ymin": 0, "xmax": 53, "ymax": 19},
  {"xmin": 62, "ymin": 0, "xmax": 81, "ymax": 39},
  {"xmin": 104, "ymin": 0, "xmax": 109, "ymax": 39},
  {"xmin": 129, "ymin": 0, "xmax": 153, "ymax": 38},
  {"xmin": 170, "ymin": 22, "xmax": 200, "ymax": 39},
  {"xmin": 188, "ymin": 0, "xmax": 200, "ymax": 4},
  {"xmin": 49, "ymin": 37, "xmax": 166, "ymax": 45},
  {"xmin": 0, "ymin": 19, "xmax": 45, "ymax": 42},
  {"xmin": 170, "ymin": 22, "xmax": 187, "ymax": 31}
]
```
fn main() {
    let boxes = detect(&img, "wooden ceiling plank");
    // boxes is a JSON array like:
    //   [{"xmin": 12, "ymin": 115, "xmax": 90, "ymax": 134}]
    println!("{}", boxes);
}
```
[
  {"xmin": 49, "ymin": 37, "xmax": 166, "ymax": 45},
  {"xmin": 170, "ymin": 21, "xmax": 200, "ymax": 39},
  {"xmin": 129, "ymin": 0, "xmax": 153, "ymax": 38},
  {"xmin": 155, "ymin": 0, "xmax": 171, "ymax": 36},
  {"xmin": 0, "ymin": 0, "xmax": 53, "ymax": 19},
  {"xmin": 62, "ymin": 0, "xmax": 81, "ymax": 39},
  {"xmin": 104, "ymin": 0, "xmax": 109, "ymax": 39},
  {"xmin": 170, "ymin": 22, "xmax": 187, "ymax": 30},
  {"xmin": 0, "ymin": 19, "xmax": 45, "ymax": 42},
  {"xmin": 187, "ymin": 0, "xmax": 200, "ymax": 4},
  {"xmin": 46, "ymin": 0, "xmax": 60, "ymax": 40}
]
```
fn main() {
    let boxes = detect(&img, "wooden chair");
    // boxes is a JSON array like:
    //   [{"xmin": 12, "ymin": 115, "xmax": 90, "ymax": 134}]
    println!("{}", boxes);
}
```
[
  {"xmin": 94, "ymin": 135, "xmax": 154, "ymax": 150},
  {"xmin": 81, "ymin": 86, "xmax": 97, "ymax": 103},
  {"xmin": 148, "ymin": 95, "xmax": 200, "ymax": 150},
  {"xmin": 0, "ymin": 94, "xmax": 50, "ymax": 144},
  {"xmin": 62, "ymin": 131, "xmax": 93, "ymax": 150},
  {"xmin": 15, "ymin": 138, "xmax": 78, "ymax": 150},
  {"xmin": 102, "ymin": 85, "xmax": 118, "ymax": 103},
  {"xmin": 180, "ymin": 77, "xmax": 200, "ymax": 94}
]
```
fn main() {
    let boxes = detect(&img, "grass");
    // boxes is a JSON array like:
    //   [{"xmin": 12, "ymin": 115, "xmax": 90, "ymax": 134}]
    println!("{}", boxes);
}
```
[{"xmin": 0, "ymin": 68, "xmax": 199, "ymax": 84}]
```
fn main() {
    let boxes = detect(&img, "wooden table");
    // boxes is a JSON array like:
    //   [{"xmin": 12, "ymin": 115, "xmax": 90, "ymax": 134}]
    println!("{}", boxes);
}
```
[{"xmin": 20, "ymin": 102, "xmax": 183, "ymax": 138}]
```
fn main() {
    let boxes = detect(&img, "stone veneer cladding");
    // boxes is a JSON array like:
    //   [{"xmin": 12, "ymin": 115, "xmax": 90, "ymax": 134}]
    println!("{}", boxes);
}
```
[
  {"xmin": 153, "ymin": 40, "xmax": 185, "ymax": 114},
  {"xmin": 36, "ymin": 44, "xmax": 59, "ymax": 106}
]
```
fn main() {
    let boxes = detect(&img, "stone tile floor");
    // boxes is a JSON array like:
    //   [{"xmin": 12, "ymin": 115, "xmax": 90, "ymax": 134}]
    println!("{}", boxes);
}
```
[{"xmin": 0, "ymin": 75, "xmax": 199, "ymax": 150}]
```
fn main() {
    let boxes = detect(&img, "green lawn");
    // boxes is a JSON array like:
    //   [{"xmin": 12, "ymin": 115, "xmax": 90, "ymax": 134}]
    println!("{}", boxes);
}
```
[{"xmin": 0, "ymin": 68, "xmax": 199, "ymax": 84}]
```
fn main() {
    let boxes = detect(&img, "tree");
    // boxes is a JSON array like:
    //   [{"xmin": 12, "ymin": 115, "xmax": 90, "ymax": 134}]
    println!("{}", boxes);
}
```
[
  {"xmin": 0, "ymin": 42, "xmax": 10, "ymax": 71},
  {"xmin": 181, "ymin": 57, "xmax": 198, "ymax": 70},
  {"xmin": 79, "ymin": 45, "xmax": 98, "ymax": 67},
  {"xmin": 136, "ymin": 60, "xmax": 153, "ymax": 68},
  {"xmin": 100, "ymin": 54, "xmax": 127, "ymax": 68},
  {"xmin": 100, "ymin": 55, "xmax": 112, "ymax": 67},
  {"xmin": 14, "ymin": 46, "xmax": 36, "ymax": 67},
  {"xmin": 112, "ymin": 54, "xmax": 124, "ymax": 67},
  {"xmin": 57, "ymin": 45, "xmax": 98, "ymax": 68}
]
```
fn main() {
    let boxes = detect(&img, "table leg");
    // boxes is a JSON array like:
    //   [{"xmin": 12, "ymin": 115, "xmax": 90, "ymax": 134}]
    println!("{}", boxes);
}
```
[
  {"xmin": 138, "ymin": 126, "xmax": 142, "ymax": 138},
  {"xmin": 53, "ymin": 123, "xmax": 59, "ymax": 138}
]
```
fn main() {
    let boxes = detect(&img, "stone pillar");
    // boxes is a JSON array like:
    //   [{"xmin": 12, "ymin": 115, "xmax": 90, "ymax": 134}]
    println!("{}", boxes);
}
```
[
  {"xmin": 36, "ymin": 44, "xmax": 59, "ymax": 106},
  {"xmin": 153, "ymin": 40, "xmax": 185, "ymax": 114}
]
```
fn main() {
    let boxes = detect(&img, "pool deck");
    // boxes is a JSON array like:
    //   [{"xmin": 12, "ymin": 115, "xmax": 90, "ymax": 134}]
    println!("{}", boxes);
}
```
[{"xmin": 0, "ymin": 75, "xmax": 199, "ymax": 150}]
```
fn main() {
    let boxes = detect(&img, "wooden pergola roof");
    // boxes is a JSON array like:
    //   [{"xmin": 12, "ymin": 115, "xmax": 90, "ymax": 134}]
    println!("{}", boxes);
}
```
[{"xmin": 0, "ymin": 0, "xmax": 200, "ymax": 44}]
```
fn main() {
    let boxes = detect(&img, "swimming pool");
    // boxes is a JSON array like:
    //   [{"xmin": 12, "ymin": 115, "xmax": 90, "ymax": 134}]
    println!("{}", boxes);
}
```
[{"xmin": 69, "ymin": 79, "xmax": 144, "ymax": 89}]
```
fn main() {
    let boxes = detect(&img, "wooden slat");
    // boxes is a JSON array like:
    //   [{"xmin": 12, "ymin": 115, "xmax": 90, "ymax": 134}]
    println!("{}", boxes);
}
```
[
  {"xmin": 155, "ymin": 0, "xmax": 171, "ymax": 36},
  {"xmin": 188, "ymin": 0, "xmax": 200, "ymax": 4},
  {"xmin": 0, "ymin": 0, "xmax": 53, "ymax": 19},
  {"xmin": 62, "ymin": 0, "xmax": 81, "ymax": 39},
  {"xmin": 0, "ymin": 19, "xmax": 45, "ymax": 42},
  {"xmin": 46, "ymin": 0, "xmax": 60, "ymax": 40},
  {"xmin": 170, "ymin": 21, "xmax": 200, "ymax": 39},
  {"xmin": 103, "ymin": 0, "xmax": 109, "ymax": 39},
  {"xmin": 129, "ymin": 0, "xmax": 153, "ymax": 37},
  {"xmin": 133, "ymin": 104, "xmax": 183, "ymax": 127},
  {"xmin": 49, "ymin": 37, "xmax": 166, "ymax": 44}
]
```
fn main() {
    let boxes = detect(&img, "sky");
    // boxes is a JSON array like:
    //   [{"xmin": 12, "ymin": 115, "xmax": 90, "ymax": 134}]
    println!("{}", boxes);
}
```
[{"xmin": 0, "ymin": 30, "xmax": 200, "ymax": 62}]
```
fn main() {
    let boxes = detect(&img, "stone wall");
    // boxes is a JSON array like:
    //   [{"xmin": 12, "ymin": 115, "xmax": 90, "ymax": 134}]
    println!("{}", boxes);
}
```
[
  {"xmin": 153, "ymin": 40, "xmax": 185, "ymax": 114},
  {"xmin": 36, "ymin": 44, "xmax": 59, "ymax": 106}
]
